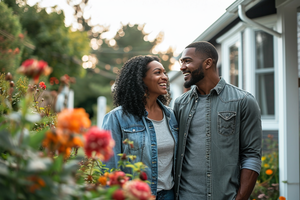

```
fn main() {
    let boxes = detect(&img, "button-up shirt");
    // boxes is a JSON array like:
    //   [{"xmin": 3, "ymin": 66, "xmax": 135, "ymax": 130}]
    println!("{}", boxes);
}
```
[
  {"xmin": 173, "ymin": 78, "xmax": 262, "ymax": 200},
  {"xmin": 102, "ymin": 100, "xmax": 178, "ymax": 196}
]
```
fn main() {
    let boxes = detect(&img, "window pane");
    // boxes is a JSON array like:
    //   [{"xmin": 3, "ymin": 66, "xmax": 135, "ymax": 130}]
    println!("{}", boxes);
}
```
[
  {"xmin": 255, "ymin": 31, "xmax": 274, "ymax": 69},
  {"xmin": 256, "ymin": 73, "xmax": 275, "ymax": 115},
  {"xmin": 230, "ymin": 43, "xmax": 239, "ymax": 87}
]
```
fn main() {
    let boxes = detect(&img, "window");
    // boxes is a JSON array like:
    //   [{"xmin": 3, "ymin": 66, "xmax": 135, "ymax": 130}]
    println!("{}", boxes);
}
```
[
  {"xmin": 255, "ymin": 31, "xmax": 275, "ymax": 117},
  {"xmin": 229, "ymin": 43, "xmax": 239, "ymax": 87}
]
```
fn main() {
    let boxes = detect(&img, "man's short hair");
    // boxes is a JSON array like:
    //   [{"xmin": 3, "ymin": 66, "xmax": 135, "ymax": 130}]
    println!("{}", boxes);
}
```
[{"xmin": 185, "ymin": 41, "xmax": 218, "ymax": 65}]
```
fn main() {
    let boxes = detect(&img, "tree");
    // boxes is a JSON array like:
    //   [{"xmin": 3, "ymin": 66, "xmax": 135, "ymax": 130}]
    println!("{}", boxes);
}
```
[
  {"xmin": 0, "ymin": 2, "xmax": 23, "ymax": 73},
  {"xmin": 72, "ymin": 23, "xmax": 175, "ymax": 119},
  {"xmin": 3, "ymin": 0, "xmax": 91, "ymax": 81}
]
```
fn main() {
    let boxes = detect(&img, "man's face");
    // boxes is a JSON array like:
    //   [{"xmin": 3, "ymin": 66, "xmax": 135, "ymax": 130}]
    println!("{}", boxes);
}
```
[{"xmin": 180, "ymin": 48, "xmax": 206, "ymax": 88}]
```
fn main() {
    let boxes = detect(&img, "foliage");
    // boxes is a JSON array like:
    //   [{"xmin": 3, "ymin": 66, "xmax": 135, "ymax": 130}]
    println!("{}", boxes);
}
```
[
  {"xmin": 3, "ymin": 0, "xmax": 91, "ymax": 81},
  {"xmin": 250, "ymin": 134, "xmax": 282, "ymax": 200},
  {"xmin": 0, "ymin": 2, "xmax": 23, "ymax": 73},
  {"xmin": 0, "ymin": 67, "xmax": 153, "ymax": 200}
]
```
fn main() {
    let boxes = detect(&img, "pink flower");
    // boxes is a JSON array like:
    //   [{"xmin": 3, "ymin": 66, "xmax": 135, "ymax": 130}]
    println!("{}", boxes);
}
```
[
  {"xmin": 123, "ymin": 180, "xmax": 153, "ymax": 200},
  {"xmin": 84, "ymin": 126, "xmax": 115, "ymax": 161},
  {"xmin": 112, "ymin": 189, "xmax": 125, "ymax": 200},
  {"xmin": 107, "ymin": 171, "xmax": 129, "ymax": 187},
  {"xmin": 17, "ymin": 59, "xmax": 52, "ymax": 83},
  {"xmin": 39, "ymin": 81, "xmax": 46, "ymax": 90}
]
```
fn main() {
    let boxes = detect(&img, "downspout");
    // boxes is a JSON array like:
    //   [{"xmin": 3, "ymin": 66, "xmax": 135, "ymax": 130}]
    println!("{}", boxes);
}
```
[{"xmin": 238, "ymin": 4, "xmax": 282, "ymax": 38}]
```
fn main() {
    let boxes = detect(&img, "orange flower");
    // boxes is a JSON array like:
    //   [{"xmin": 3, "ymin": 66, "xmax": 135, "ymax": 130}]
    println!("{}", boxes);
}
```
[
  {"xmin": 56, "ymin": 108, "xmax": 91, "ymax": 134},
  {"xmin": 98, "ymin": 176, "xmax": 107, "ymax": 186},
  {"xmin": 27, "ymin": 176, "xmax": 45, "ymax": 193},
  {"xmin": 279, "ymin": 196, "xmax": 286, "ymax": 200},
  {"xmin": 43, "ymin": 129, "xmax": 84, "ymax": 158},
  {"xmin": 266, "ymin": 169, "xmax": 273, "ymax": 175}
]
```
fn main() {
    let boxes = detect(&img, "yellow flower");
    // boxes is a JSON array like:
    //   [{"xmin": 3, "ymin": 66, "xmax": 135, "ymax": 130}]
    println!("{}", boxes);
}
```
[
  {"xmin": 261, "ymin": 156, "xmax": 266, "ymax": 161},
  {"xmin": 264, "ymin": 163, "xmax": 269, "ymax": 168},
  {"xmin": 266, "ymin": 169, "xmax": 273, "ymax": 175}
]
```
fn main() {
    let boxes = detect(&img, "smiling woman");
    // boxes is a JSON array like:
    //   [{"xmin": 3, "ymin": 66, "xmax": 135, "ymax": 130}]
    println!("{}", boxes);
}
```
[{"xmin": 101, "ymin": 55, "xmax": 178, "ymax": 199}]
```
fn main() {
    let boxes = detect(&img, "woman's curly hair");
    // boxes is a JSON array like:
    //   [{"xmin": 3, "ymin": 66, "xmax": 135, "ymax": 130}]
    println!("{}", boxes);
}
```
[{"xmin": 113, "ymin": 55, "xmax": 171, "ymax": 119}]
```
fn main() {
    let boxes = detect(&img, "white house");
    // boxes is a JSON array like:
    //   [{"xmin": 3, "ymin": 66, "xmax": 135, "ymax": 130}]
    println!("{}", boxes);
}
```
[{"xmin": 168, "ymin": 0, "xmax": 300, "ymax": 198}]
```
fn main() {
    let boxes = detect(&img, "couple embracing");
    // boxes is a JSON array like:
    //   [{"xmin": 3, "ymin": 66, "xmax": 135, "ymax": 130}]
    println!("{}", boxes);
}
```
[{"xmin": 102, "ymin": 41, "xmax": 262, "ymax": 200}]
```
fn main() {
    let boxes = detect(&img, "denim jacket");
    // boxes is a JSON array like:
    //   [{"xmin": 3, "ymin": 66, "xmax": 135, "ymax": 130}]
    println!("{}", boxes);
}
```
[
  {"xmin": 102, "ymin": 100, "xmax": 178, "ymax": 196},
  {"xmin": 173, "ymin": 78, "xmax": 262, "ymax": 200}
]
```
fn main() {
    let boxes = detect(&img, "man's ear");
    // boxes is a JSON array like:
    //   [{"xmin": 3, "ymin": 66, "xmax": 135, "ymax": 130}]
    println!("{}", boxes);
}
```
[{"xmin": 204, "ymin": 58, "xmax": 213, "ymax": 69}]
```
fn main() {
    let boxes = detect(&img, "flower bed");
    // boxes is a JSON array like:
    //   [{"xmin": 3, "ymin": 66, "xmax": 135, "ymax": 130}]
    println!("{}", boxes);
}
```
[{"xmin": 0, "ymin": 59, "xmax": 154, "ymax": 200}]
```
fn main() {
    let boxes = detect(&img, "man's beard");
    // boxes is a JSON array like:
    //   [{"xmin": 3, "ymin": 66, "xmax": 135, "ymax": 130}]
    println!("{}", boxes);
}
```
[{"xmin": 184, "ymin": 66, "xmax": 205, "ymax": 88}]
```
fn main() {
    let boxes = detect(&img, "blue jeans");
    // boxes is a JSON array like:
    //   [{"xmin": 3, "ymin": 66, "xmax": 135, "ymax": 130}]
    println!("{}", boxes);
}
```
[{"xmin": 156, "ymin": 189, "xmax": 174, "ymax": 200}]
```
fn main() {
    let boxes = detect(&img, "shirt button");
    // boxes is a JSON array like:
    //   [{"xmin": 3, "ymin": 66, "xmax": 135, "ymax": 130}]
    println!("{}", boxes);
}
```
[
  {"xmin": 181, "ymin": 154, "xmax": 183, "ymax": 157},
  {"xmin": 207, "ymin": 174, "xmax": 210, "ymax": 177},
  {"xmin": 196, "ymin": 100, "xmax": 198, "ymax": 102},
  {"xmin": 208, "ymin": 193, "xmax": 211, "ymax": 197},
  {"xmin": 189, "ymin": 114, "xmax": 191, "ymax": 117},
  {"xmin": 132, "ymin": 129, "xmax": 135, "ymax": 132},
  {"xmin": 184, "ymin": 133, "xmax": 187, "ymax": 136}
]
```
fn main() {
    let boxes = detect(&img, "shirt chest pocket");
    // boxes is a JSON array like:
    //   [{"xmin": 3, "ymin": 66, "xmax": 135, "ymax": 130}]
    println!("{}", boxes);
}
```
[
  {"xmin": 218, "ymin": 111, "xmax": 236, "ymax": 136},
  {"xmin": 122, "ymin": 125, "xmax": 146, "ymax": 151}
]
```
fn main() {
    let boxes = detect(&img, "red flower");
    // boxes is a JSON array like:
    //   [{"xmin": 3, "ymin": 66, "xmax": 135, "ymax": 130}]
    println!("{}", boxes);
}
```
[
  {"xmin": 112, "ymin": 189, "xmax": 125, "ymax": 200},
  {"xmin": 139, "ymin": 172, "xmax": 147, "ymax": 181},
  {"xmin": 39, "ymin": 81, "xmax": 46, "ymax": 90},
  {"xmin": 123, "ymin": 180, "xmax": 153, "ymax": 200},
  {"xmin": 17, "ymin": 59, "xmax": 52, "ymax": 83},
  {"xmin": 84, "ymin": 126, "xmax": 115, "ymax": 160},
  {"xmin": 107, "ymin": 171, "xmax": 129, "ymax": 187}
]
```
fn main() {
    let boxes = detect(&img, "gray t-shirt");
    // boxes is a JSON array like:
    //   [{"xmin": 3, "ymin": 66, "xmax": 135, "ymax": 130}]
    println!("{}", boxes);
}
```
[
  {"xmin": 148, "ymin": 112, "xmax": 174, "ymax": 192},
  {"xmin": 179, "ymin": 94, "xmax": 208, "ymax": 199}
]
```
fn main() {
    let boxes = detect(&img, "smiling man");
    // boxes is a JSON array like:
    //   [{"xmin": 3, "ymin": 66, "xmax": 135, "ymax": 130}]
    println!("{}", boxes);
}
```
[{"xmin": 173, "ymin": 41, "xmax": 262, "ymax": 200}]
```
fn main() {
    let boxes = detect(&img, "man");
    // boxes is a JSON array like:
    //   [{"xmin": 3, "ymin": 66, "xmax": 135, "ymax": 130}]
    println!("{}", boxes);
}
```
[{"xmin": 173, "ymin": 41, "xmax": 262, "ymax": 200}]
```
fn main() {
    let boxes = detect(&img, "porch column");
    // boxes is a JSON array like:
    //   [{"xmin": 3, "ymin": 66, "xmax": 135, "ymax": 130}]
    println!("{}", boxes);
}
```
[{"xmin": 276, "ymin": 0, "xmax": 300, "ymax": 198}]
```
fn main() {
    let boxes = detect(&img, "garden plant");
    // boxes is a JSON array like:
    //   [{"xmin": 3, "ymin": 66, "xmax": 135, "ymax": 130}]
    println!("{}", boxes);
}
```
[{"xmin": 0, "ymin": 59, "xmax": 154, "ymax": 200}]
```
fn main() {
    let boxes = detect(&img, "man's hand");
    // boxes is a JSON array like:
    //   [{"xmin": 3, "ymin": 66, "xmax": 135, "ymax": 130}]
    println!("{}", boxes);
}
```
[{"xmin": 235, "ymin": 168, "xmax": 259, "ymax": 200}]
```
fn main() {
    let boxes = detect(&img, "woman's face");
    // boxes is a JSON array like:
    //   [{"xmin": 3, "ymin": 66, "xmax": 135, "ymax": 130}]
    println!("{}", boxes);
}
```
[{"xmin": 143, "ymin": 61, "xmax": 168, "ymax": 96}]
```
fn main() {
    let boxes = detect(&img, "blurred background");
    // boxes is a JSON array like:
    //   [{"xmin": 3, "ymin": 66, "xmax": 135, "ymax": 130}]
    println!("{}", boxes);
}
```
[{"xmin": 0, "ymin": 0, "xmax": 234, "ymax": 123}]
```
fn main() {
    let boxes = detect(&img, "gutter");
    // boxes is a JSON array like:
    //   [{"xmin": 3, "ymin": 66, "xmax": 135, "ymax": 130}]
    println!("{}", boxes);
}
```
[{"xmin": 238, "ymin": 4, "xmax": 282, "ymax": 37}]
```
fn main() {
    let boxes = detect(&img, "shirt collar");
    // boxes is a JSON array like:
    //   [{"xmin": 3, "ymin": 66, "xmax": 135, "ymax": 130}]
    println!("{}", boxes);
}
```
[{"xmin": 190, "ymin": 77, "xmax": 226, "ymax": 97}]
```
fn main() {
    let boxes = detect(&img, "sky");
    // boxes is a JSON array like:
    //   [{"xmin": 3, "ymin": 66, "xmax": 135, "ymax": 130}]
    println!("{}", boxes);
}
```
[{"xmin": 27, "ymin": 0, "xmax": 236, "ymax": 69}]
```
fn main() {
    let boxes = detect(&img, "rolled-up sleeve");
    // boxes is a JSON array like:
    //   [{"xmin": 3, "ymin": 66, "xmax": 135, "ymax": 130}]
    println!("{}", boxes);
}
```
[{"xmin": 240, "ymin": 94, "xmax": 262, "ymax": 174}]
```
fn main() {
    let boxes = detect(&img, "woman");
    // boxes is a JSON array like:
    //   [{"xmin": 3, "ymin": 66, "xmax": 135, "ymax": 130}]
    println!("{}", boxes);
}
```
[{"xmin": 102, "ymin": 55, "xmax": 178, "ymax": 199}]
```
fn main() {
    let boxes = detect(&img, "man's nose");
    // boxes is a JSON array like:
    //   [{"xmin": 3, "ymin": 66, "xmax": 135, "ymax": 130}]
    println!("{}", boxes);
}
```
[{"xmin": 180, "ymin": 63, "xmax": 187, "ymax": 71}]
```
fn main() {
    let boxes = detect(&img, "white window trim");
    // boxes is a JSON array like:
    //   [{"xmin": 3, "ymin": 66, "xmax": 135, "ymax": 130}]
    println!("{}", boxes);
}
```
[{"xmin": 216, "ymin": 14, "xmax": 279, "ymax": 130}]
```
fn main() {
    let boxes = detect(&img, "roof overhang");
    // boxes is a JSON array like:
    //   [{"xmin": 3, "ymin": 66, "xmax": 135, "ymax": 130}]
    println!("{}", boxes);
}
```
[{"xmin": 193, "ymin": 0, "xmax": 261, "ymax": 42}]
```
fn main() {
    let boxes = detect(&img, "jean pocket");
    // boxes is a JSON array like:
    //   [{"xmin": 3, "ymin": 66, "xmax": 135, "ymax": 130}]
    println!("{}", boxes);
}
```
[
  {"xmin": 218, "ymin": 111, "xmax": 236, "ymax": 136},
  {"xmin": 123, "ymin": 125, "xmax": 145, "ymax": 151}
]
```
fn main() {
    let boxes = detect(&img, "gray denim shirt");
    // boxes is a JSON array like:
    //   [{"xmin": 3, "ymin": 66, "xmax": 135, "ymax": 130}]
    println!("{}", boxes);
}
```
[{"xmin": 173, "ymin": 78, "xmax": 262, "ymax": 200}]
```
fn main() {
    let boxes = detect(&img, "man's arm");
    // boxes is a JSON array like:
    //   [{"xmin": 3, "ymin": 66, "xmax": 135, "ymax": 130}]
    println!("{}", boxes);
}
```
[
  {"xmin": 235, "ymin": 169, "xmax": 258, "ymax": 200},
  {"xmin": 237, "ymin": 94, "xmax": 262, "ymax": 199}
]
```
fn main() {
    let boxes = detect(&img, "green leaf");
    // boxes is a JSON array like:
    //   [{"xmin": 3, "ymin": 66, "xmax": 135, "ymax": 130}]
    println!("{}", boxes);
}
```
[
  {"xmin": 52, "ymin": 154, "xmax": 64, "ymax": 173},
  {"xmin": 0, "ymin": 130, "xmax": 16, "ymax": 152},
  {"xmin": 28, "ymin": 129, "xmax": 47, "ymax": 150}
]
